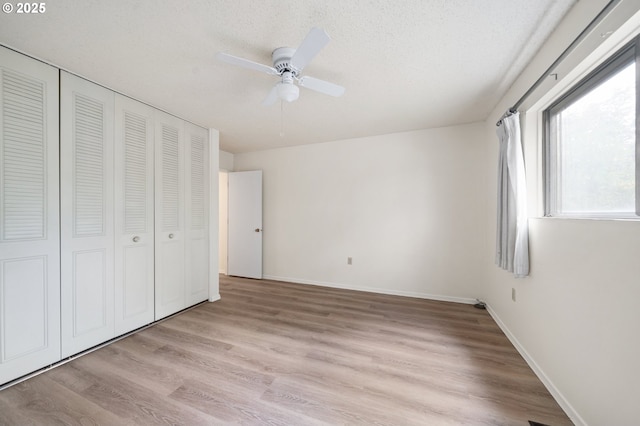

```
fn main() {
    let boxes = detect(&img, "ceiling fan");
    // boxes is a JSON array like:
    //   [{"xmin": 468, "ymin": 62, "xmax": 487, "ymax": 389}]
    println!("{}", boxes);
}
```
[{"xmin": 216, "ymin": 27, "xmax": 345, "ymax": 106}]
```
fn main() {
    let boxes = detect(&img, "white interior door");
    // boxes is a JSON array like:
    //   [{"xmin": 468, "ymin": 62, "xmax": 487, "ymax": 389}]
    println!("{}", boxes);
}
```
[
  {"xmin": 0, "ymin": 46, "xmax": 61, "ymax": 385},
  {"xmin": 154, "ymin": 111, "xmax": 185, "ymax": 320},
  {"xmin": 184, "ymin": 123, "xmax": 209, "ymax": 305},
  {"xmin": 114, "ymin": 95, "xmax": 155, "ymax": 335},
  {"xmin": 60, "ymin": 71, "xmax": 115, "ymax": 358},
  {"xmin": 228, "ymin": 170, "xmax": 263, "ymax": 279}
]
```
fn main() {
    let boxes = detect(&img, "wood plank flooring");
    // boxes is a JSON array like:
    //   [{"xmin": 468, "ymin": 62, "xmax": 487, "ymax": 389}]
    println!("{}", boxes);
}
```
[{"xmin": 0, "ymin": 276, "xmax": 573, "ymax": 425}]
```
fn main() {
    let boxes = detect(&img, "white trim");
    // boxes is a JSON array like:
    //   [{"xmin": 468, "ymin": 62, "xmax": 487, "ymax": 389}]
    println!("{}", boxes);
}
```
[
  {"xmin": 485, "ymin": 303, "xmax": 587, "ymax": 426},
  {"xmin": 208, "ymin": 129, "xmax": 220, "ymax": 303},
  {"xmin": 262, "ymin": 275, "xmax": 476, "ymax": 305}
]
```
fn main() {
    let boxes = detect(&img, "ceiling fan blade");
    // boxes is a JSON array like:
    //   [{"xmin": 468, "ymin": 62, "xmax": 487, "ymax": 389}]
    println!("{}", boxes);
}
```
[
  {"xmin": 216, "ymin": 52, "xmax": 279, "ymax": 76},
  {"xmin": 298, "ymin": 76, "xmax": 345, "ymax": 97},
  {"xmin": 262, "ymin": 85, "xmax": 279, "ymax": 106},
  {"xmin": 290, "ymin": 27, "xmax": 330, "ymax": 73}
]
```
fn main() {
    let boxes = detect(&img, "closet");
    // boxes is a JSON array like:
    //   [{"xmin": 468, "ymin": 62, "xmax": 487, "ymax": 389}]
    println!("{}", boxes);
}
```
[
  {"xmin": 114, "ymin": 95, "xmax": 156, "ymax": 335},
  {"xmin": 0, "ymin": 45, "xmax": 61, "ymax": 385},
  {"xmin": 60, "ymin": 72, "xmax": 115, "ymax": 357},
  {"xmin": 0, "ymin": 46, "xmax": 212, "ymax": 384},
  {"xmin": 154, "ymin": 111, "xmax": 186, "ymax": 319},
  {"xmin": 154, "ymin": 115, "xmax": 210, "ymax": 320},
  {"xmin": 183, "ymin": 122, "xmax": 209, "ymax": 306}
]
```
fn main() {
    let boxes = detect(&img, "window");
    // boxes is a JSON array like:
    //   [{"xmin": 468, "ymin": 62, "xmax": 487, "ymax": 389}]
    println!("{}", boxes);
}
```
[{"xmin": 544, "ymin": 35, "xmax": 639, "ymax": 218}]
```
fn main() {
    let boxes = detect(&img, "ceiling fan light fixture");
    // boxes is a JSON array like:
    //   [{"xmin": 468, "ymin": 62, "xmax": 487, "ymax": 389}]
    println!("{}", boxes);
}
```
[{"xmin": 276, "ymin": 82, "xmax": 299, "ymax": 102}]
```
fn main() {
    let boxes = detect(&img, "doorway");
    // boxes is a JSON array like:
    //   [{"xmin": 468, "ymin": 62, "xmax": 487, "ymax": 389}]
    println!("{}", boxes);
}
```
[{"xmin": 219, "ymin": 170, "xmax": 263, "ymax": 279}]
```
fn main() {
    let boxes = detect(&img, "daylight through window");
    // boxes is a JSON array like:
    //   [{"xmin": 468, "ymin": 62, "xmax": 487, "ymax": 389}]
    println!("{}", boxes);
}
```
[{"xmin": 544, "ymin": 36, "xmax": 639, "ymax": 218}]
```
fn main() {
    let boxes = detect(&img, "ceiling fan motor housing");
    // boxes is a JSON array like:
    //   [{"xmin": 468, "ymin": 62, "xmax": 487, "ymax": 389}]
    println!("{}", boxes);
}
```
[
  {"xmin": 272, "ymin": 47, "xmax": 298, "ymax": 75},
  {"xmin": 273, "ymin": 47, "xmax": 299, "ymax": 101}
]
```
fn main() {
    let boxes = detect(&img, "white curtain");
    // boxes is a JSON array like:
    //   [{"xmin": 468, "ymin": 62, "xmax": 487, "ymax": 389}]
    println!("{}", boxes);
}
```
[{"xmin": 495, "ymin": 111, "xmax": 529, "ymax": 277}]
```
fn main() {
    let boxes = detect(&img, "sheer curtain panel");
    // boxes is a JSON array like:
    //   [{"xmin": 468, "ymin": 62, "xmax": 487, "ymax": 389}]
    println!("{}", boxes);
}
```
[{"xmin": 495, "ymin": 112, "xmax": 529, "ymax": 277}]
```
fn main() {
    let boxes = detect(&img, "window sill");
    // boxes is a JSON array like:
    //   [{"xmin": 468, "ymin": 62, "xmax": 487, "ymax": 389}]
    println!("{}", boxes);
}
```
[{"xmin": 538, "ymin": 215, "xmax": 640, "ymax": 222}]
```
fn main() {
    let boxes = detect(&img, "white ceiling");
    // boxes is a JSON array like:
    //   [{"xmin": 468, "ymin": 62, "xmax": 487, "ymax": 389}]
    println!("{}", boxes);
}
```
[{"xmin": 0, "ymin": 0, "xmax": 576, "ymax": 153}]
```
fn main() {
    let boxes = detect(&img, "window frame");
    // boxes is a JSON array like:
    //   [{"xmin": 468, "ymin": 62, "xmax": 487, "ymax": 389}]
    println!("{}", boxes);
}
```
[{"xmin": 543, "ymin": 35, "xmax": 640, "ymax": 219}]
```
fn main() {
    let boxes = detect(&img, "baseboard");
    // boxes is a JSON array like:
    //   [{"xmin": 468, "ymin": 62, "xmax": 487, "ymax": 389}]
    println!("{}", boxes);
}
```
[
  {"xmin": 485, "ymin": 304, "xmax": 587, "ymax": 426},
  {"xmin": 262, "ymin": 274, "xmax": 476, "ymax": 305},
  {"xmin": 208, "ymin": 293, "xmax": 221, "ymax": 302}
]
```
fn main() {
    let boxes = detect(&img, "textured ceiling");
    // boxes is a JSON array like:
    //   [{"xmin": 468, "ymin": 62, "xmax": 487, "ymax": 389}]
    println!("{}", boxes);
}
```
[{"xmin": 0, "ymin": 0, "xmax": 575, "ymax": 153}]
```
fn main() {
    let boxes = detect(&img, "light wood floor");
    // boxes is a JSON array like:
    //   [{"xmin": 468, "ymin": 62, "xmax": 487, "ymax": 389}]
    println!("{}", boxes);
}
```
[{"xmin": 0, "ymin": 276, "xmax": 572, "ymax": 425}]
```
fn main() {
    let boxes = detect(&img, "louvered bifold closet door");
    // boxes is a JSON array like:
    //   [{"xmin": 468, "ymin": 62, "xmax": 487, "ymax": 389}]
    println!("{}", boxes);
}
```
[
  {"xmin": 154, "ymin": 111, "xmax": 186, "ymax": 320},
  {"xmin": 114, "ymin": 95, "xmax": 155, "ymax": 335},
  {"xmin": 184, "ymin": 123, "xmax": 209, "ymax": 305},
  {"xmin": 0, "ymin": 46, "xmax": 60, "ymax": 385},
  {"xmin": 60, "ymin": 72, "xmax": 115, "ymax": 358}
]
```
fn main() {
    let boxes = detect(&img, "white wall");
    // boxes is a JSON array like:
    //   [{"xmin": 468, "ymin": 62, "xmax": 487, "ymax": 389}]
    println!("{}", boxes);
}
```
[
  {"xmin": 482, "ymin": 1, "xmax": 640, "ymax": 424},
  {"xmin": 220, "ymin": 150, "xmax": 234, "ymax": 171},
  {"xmin": 218, "ymin": 171, "xmax": 228, "ymax": 274},
  {"xmin": 218, "ymin": 150, "xmax": 234, "ymax": 275},
  {"xmin": 233, "ymin": 124, "xmax": 488, "ymax": 301}
]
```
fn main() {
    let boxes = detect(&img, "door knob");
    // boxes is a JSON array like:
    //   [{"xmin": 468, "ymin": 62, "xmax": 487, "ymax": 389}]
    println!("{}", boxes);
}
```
[
  {"xmin": 168, "ymin": 233, "xmax": 174, "ymax": 239},
  {"xmin": 132, "ymin": 236, "xmax": 140, "ymax": 243},
  {"xmin": 255, "ymin": 228, "xmax": 261, "ymax": 233}
]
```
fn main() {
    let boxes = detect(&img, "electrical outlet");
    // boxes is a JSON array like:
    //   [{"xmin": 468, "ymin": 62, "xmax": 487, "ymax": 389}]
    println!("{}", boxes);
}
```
[
  {"xmin": 347, "ymin": 257, "xmax": 352, "ymax": 265},
  {"xmin": 512, "ymin": 288, "xmax": 516, "ymax": 302}
]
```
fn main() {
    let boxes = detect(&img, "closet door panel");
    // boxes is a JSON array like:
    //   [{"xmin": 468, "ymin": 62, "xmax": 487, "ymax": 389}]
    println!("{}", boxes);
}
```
[
  {"xmin": 2, "ymin": 257, "xmax": 48, "ymax": 359},
  {"xmin": 154, "ymin": 111, "xmax": 185, "ymax": 320},
  {"xmin": 185, "ymin": 123, "xmax": 209, "ymax": 305},
  {"xmin": 60, "ymin": 72, "xmax": 115, "ymax": 358},
  {"xmin": 72, "ymin": 249, "xmax": 108, "ymax": 334},
  {"xmin": 0, "ymin": 46, "xmax": 60, "ymax": 385},
  {"xmin": 114, "ymin": 95, "xmax": 154, "ymax": 334}
]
